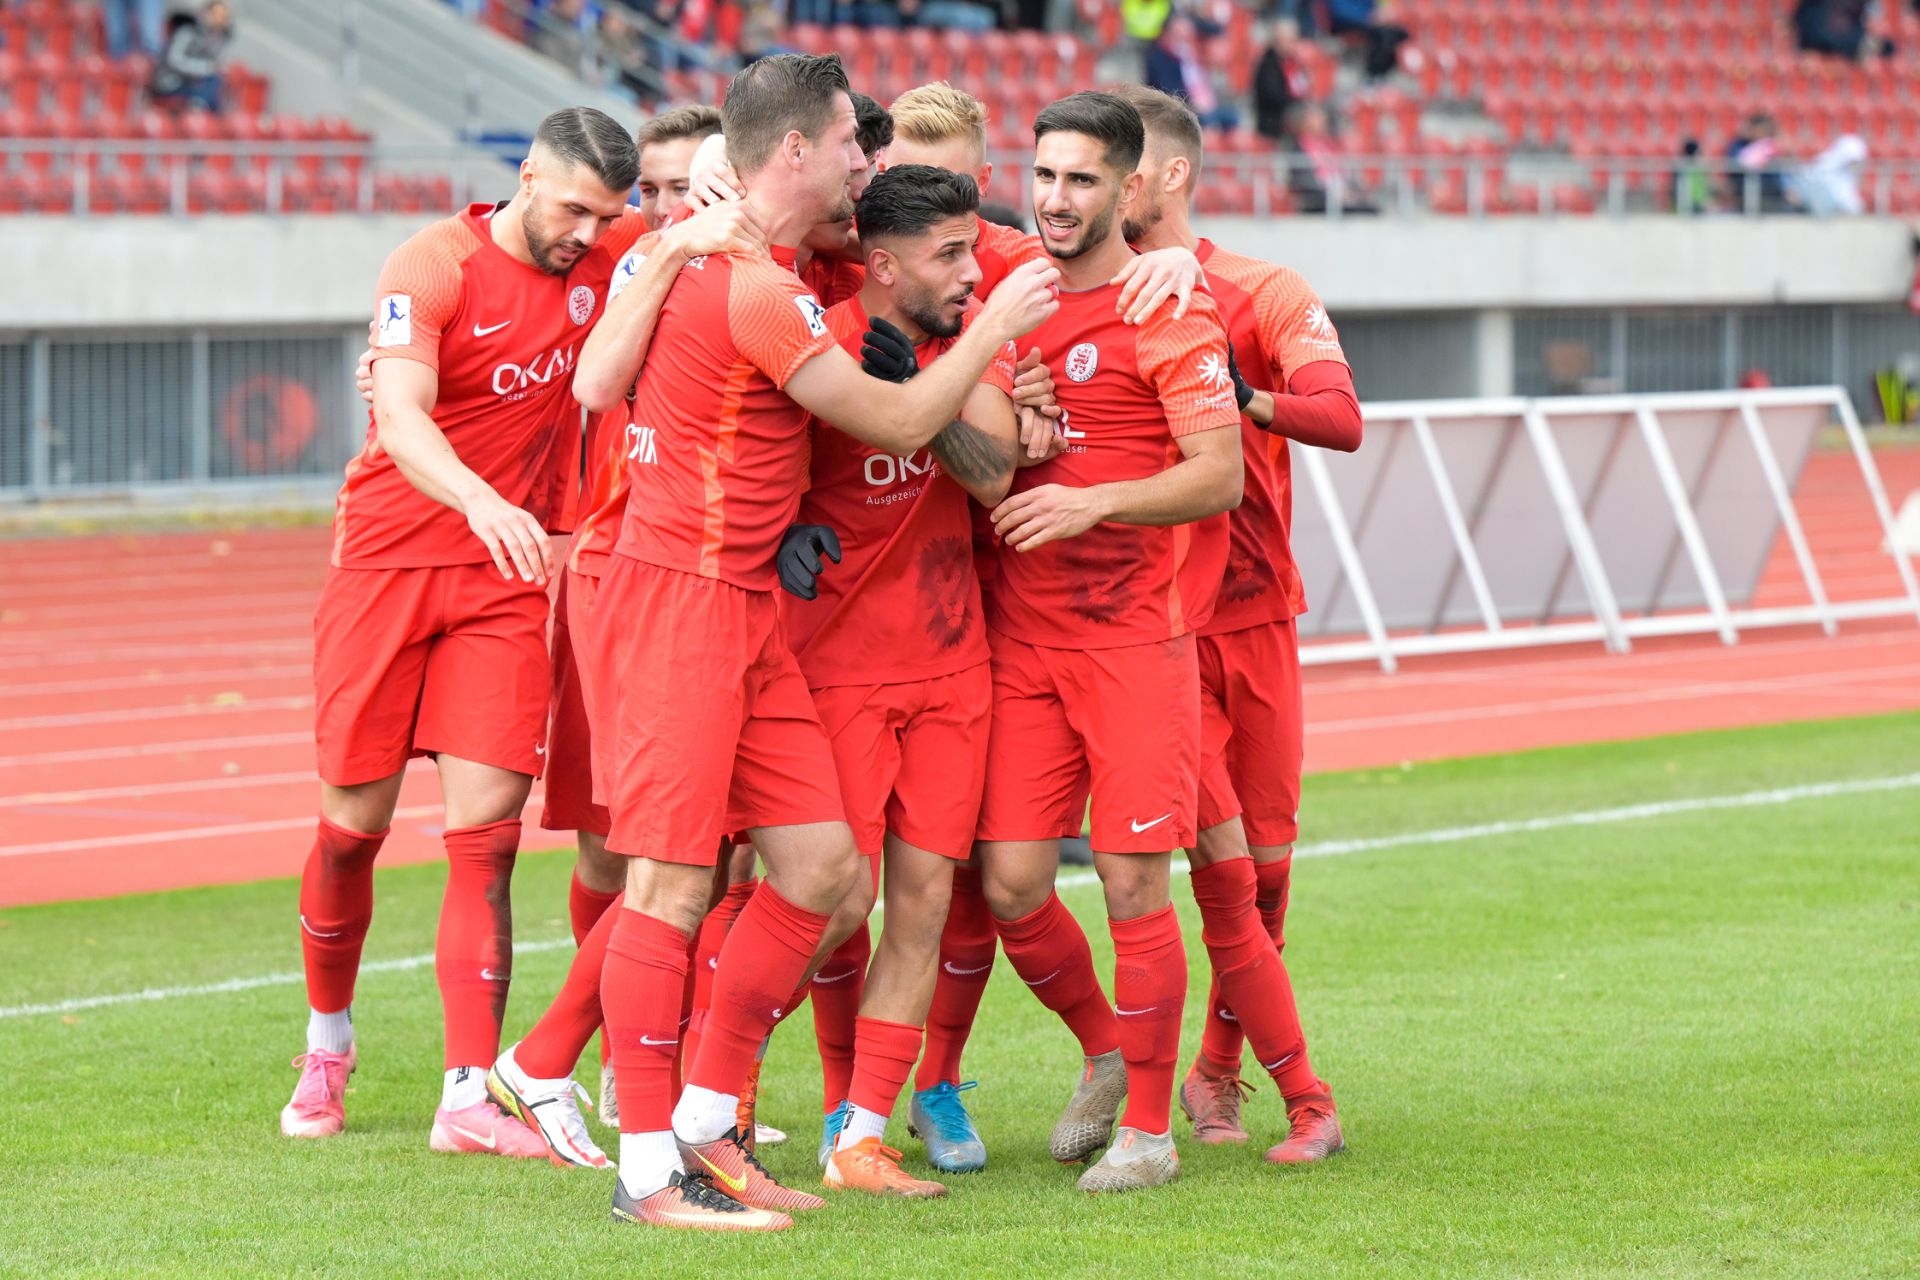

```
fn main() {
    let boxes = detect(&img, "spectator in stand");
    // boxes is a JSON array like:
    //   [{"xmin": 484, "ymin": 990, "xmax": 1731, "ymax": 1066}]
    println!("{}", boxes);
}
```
[
  {"xmin": 531, "ymin": 0, "xmax": 588, "ymax": 68},
  {"xmin": 739, "ymin": 0, "xmax": 797, "ymax": 59},
  {"xmin": 1672, "ymin": 138, "xmax": 1713, "ymax": 216},
  {"xmin": 1122, "ymin": 0, "xmax": 1174, "ymax": 44},
  {"xmin": 896, "ymin": 0, "xmax": 998, "ymax": 31},
  {"xmin": 104, "ymin": 0, "xmax": 167, "ymax": 59},
  {"xmin": 1284, "ymin": 101, "xmax": 1376, "ymax": 214},
  {"xmin": 148, "ymin": 1, "xmax": 232, "ymax": 113},
  {"xmin": 598, "ymin": 8, "xmax": 655, "ymax": 100},
  {"xmin": 1253, "ymin": 17, "xmax": 1312, "ymax": 143},
  {"xmin": 1793, "ymin": 0, "xmax": 1896, "ymax": 61},
  {"xmin": 1725, "ymin": 113, "xmax": 1800, "ymax": 213},
  {"xmin": 1144, "ymin": 13, "xmax": 1240, "ymax": 131},
  {"xmin": 1801, "ymin": 134, "xmax": 1869, "ymax": 215},
  {"xmin": 1326, "ymin": 0, "xmax": 1407, "ymax": 83}
]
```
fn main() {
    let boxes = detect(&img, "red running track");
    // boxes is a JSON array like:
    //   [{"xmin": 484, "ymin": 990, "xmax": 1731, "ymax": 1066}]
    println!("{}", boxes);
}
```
[{"xmin": 3, "ymin": 450, "xmax": 1917, "ymax": 908}]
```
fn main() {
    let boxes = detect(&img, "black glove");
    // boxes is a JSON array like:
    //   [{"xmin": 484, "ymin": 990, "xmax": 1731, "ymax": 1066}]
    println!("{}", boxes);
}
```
[
  {"xmin": 861, "ymin": 315, "xmax": 918, "ymax": 383},
  {"xmin": 776, "ymin": 524, "xmax": 842, "ymax": 601},
  {"xmin": 1227, "ymin": 341, "xmax": 1256, "ymax": 413}
]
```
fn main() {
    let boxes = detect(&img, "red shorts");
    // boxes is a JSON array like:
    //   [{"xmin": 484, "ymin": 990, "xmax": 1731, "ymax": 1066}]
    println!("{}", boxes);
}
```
[
  {"xmin": 540, "ymin": 568, "xmax": 611, "ymax": 836},
  {"xmin": 975, "ymin": 630, "xmax": 1201, "ymax": 854},
  {"xmin": 312, "ymin": 562, "xmax": 549, "ymax": 787},
  {"xmin": 592, "ymin": 557, "xmax": 846, "ymax": 864},
  {"xmin": 1197, "ymin": 619, "xmax": 1303, "ymax": 847},
  {"xmin": 810, "ymin": 662, "xmax": 992, "ymax": 860}
]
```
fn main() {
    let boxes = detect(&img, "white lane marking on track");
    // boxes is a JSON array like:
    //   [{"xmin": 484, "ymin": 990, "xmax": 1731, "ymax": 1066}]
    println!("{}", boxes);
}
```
[
  {"xmin": 4, "ymin": 772, "xmax": 1915, "ymax": 1020},
  {"xmin": 0, "ymin": 731, "xmax": 314, "ymax": 770},
  {"xmin": 0, "ymin": 665, "xmax": 313, "ymax": 699},
  {"xmin": 0, "ymin": 791, "xmax": 546, "ymax": 860},
  {"xmin": 0, "ymin": 760, "xmax": 434, "ymax": 809},
  {"xmin": 1307, "ymin": 663, "xmax": 1920, "ymax": 736},
  {"xmin": 0, "ymin": 695, "xmax": 314, "ymax": 733}
]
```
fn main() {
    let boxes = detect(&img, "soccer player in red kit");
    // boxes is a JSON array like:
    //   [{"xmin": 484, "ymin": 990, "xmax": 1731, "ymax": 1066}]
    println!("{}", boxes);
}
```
[
  {"xmin": 537, "ymin": 101, "xmax": 730, "ymax": 1132},
  {"xmin": 973, "ymin": 91, "xmax": 1244, "ymax": 1194},
  {"xmin": 518, "ymin": 54, "xmax": 1059, "ymax": 1232},
  {"xmin": 282, "ymin": 108, "xmax": 650, "ymax": 1153},
  {"xmin": 774, "ymin": 164, "xmax": 1022, "ymax": 1198},
  {"xmin": 1114, "ymin": 85, "xmax": 1360, "ymax": 1164}
]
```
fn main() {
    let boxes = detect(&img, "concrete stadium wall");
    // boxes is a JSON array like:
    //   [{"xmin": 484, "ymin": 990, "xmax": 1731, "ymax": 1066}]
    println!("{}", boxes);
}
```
[{"xmin": 21, "ymin": 214, "xmax": 1913, "ymax": 335}]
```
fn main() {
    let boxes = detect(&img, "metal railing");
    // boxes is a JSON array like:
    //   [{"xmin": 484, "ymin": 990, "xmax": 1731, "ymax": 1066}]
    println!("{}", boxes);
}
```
[{"xmin": 0, "ymin": 139, "xmax": 514, "ymax": 218}]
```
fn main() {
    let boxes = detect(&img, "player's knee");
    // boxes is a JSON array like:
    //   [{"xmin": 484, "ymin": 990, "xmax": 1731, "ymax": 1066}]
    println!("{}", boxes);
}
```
[
  {"xmin": 574, "ymin": 832, "xmax": 623, "ymax": 894},
  {"xmin": 1191, "ymin": 820, "xmax": 1249, "ymax": 868},
  {"xmin": 624, "ymin": 859, "xmax": 709, "ymax": 935}
]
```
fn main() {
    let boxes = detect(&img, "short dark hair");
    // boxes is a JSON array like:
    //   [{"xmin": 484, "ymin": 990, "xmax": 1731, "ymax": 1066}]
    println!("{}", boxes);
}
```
[
  {"xmin": 1032, "ymin": 91, "xmax": 1144, "ymax": 175},
  {"xmin": 722, "ymin": 53, "xmax": 851, "ymax": 176},
  {"xmin": 1107, "ymin": 83, "xmax": 1203, "ymax": 172},
  {"xmin": 854, "ymin": 164, "xmax": 980, "ymax": 244},
  {"xmin": 638, "ymin": 103, "xmax": 722, "ymax": 151},
  {"xmin": 851, "ymin": 91, "xmax": 894, "ymax": 159},
  {"xmin": 533, "ymin": 106, "xmax": 641, "ymax": 193}
]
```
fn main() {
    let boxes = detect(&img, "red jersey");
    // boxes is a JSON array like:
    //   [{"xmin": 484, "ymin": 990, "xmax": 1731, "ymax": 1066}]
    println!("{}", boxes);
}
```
[
  {"xmin": 801, "ymin": 254, "xmax": 866, "ymax": 308},
  {"xmin": 785, "ymin": 295, "xmax": 1017, "ymax": 688},
  {"xmin": 973, "ymin": 217, "xmax": 1048, "ymax": 299},
  {"xmin": 613, "ymin": 245, "xmax": 837, "ymax": 590},
  {"xmin": 987, "ymin": 280, "xmax": 1240, "ymax": 650},
  {"xmin": 337, "ymin": 203, "xmax": 646, "ymax": 569},
  {"xmin": 1194, "ymin": 239, "xmax": 1349, "ymax": 632},
  {"xmin": 568, "ymin": 231, "xmax": 666, "ymax": 578}
]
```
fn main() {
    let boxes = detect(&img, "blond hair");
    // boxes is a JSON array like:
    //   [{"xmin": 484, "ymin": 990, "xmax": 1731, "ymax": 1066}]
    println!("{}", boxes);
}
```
[{"xmin": 889, "ymin": 82, "xmax": 988, "ymax": 168}]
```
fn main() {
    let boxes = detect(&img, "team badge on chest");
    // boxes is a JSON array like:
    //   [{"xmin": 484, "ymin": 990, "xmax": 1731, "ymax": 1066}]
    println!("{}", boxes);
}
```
[
  {"xmin": 1065, "ymin": 342, "xmax": 1099, "ymax": 383},
  {"xmin": 569, "ymin": 285, "xmax": 596, "ymax": 325}
]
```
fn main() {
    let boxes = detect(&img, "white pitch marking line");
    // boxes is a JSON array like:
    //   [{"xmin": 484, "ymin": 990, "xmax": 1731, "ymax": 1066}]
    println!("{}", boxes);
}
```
[
  {"xmin": 0, "ymin": 731, "xmax": 315, "ymax": 770},
  {"xmin": 0, "ymin": 665, "xmax": 313, "ymax": 699},
  {"xmin": 0, "ymin": 760, "xmax": 435, "ymax": 809},
  {"xmin": 4, "ymin": 771, "xmax": 1915, "ymax": 1020},
  {"xmin": 0, "ymin": 695, "xmax": 314, "ymax": 733}
]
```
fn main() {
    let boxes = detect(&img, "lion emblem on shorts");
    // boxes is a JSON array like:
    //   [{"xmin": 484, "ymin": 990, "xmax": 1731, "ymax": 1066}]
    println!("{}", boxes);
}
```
[{"xmin": 1061, "ymin": 528, "xmax": 1143, "ymax": 624}]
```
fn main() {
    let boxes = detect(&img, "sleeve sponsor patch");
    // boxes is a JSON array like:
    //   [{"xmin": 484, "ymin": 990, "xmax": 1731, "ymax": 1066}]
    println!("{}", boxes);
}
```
[
  {"xmin": 376, "ymin": 294, "xmax": 412, "ymax": 348},
  {"xmin": 795, "ymin": 293, "xmax": 829, "ymax": 339},
  {"xmin": 609, "ymin": 250, "xmax": 647, "ymax": 301}
]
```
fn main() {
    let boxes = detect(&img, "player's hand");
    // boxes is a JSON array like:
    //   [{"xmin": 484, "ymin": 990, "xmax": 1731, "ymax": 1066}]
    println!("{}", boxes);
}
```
[
  {"xmin": 1227, "ymin": 341, "xmax": 1255, "ymax": 412},
  {"xmin": 979, "ymin": 259, "xmax": 1061, "ymax": 344},
  {"xmin": 992, "ymin": 483, "xmax": 1106, "ymax": 551},
  {"xmin": 1017, "ymin": 405, "xmax": 1066, "ymax": 462},
  {"xmin": 670, "ymin": 198, "xmax": 766, "ymax": 258},
  {"xmin": 776, "ymin": 523, "xmax": 842, "ymax": 601},
  {"xmin": 685, "ymin": 134, "xmax": 743, "ymax": 211},
  {"xmin": 861, "ymin": 316, "xmax": 919, "ymax": 383},
  {"xmin": 1011, "ymin": 347, "xmax": 1061, "ymax": 420},
  {"xmin": 353, "ymin": 320, "xmax": 377, "ymax": 405},
  {"xmin": 465, "ymin": 490, "xmax": 554, "ymax": 585},
  {"xmin": 1112, "ymin": 246, "xmax": 1205, "ymax": 325}
]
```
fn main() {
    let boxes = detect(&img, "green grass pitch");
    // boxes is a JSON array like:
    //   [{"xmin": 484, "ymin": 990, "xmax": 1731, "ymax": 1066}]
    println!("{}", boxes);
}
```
[{"xmin": 3, "ymin": 712, "xmax": 1917, "ymax": 1278}]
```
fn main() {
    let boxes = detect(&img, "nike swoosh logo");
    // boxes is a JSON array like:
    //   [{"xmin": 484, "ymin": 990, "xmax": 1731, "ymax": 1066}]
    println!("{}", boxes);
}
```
[
  {"xmin": 707, "ymin": 956, "xmax": 718, "ymax": 971},
  {"xmin": 1218, "ymin": 1011, "xmax": 1238, "ymax": 1023},
  {"xmin": 298, "ymin": 914, "xmax": 342, "ymax": 939},
  {"xmin": 534, "ymin": 744, "xmax": 546, "ymax": 756},
  {"xmin": 480, "ymin": 968, "xmax": 507, "ymax": 981},
  {"xmin": 1260, "ymin": 1052, "xmax": 1298, "ymax": 1072},
  {"xmin": 1023, "ymin": 968, "xmax": 1061, "ymax": 988},
  {"xmin": 451, "ymin": 1125, "xmax": 497, "ymax": 1150},
  {"xmin": 1116, "ymin": 1006, "xmax": 1155, "ymax": 1017},
  {"xmin": 943, "ymin": 961, "xmax": 992, "ymax": 977},
  {"xmin": 1130, "ymin": 814, "xmax": 1173, "ymax": 834},
  {"xmin": 639, "ymin": 1034, "xmax": 677, "ymax": 1047},
  {"xmin": 473, "ymin": 320, "xmax": 512, "ymax": 336},
  {"xmin": 812, "ymin": 969, "xmax": 854, "ymax": 984},
  {"xmin": 692, "ymin": 1148, "xmax": 749, "ymax": 1195}
]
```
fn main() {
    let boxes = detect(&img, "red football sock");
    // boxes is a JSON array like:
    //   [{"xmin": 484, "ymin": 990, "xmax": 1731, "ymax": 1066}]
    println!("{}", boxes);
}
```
[
  {"xmin": 569, "ymin": 871, "xmax": 621, "ymax": 946},
  {"xmin": 812, "ymin": 922, "xmax": 869, "ymax": 1112},
  {"xmin": 1190, "ymin": 858, "xmax": 1322, "ymax": 1098},
  {"xmin": 1110, "ymin": 905, "xmax": 1186, "ymax": 1135},
  {"xmin": 601, "ymin": 907, "xmax": 692, "ymax": 1133},
  {"xmin": 435, "ymin": 819, "xmax": 518, "ymax": 1069},
  {"xmin": 687, "ymin": 882, "xmax": 829, "ymax": 1099},
  {"xmin": 915, "ymin": 861, "xmax": 997, "ymax": 1091},
  {"xmin": 298, "ymin": 816, "xmax": 387, "ymax": 1014},
  {"xmin": 1256, "ymin": 854, "xmax": 1292, "ymax": 947},
  {"xmin": 847, "ymin": 1016, "xmax": 923, "ymax": 1121},
  {"xmin": 672, "ymin": 930, "xmax": 699, "ymax": 1101},
  {"xmin": 997, "ymin": 892, "xmax": 1119, "ymax": 1058},
  {"xmin": 517, "ymin": 893, "xmax": 620, "ymax": 1080},
  {"xmin": 1205, "ymin": 855, "xmax": 1294, "ymax": 1076},
  {"xmin": 685, "ymin": 877, "xmax": 757, "ymax": 1077}
]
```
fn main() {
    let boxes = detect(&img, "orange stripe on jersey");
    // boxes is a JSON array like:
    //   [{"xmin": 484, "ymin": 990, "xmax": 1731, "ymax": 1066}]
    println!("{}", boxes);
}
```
[
  {"xmin": 698, "ymin": 445, "xmax": 727, "ymax": 579},
  {"xmin": 331, "ymin": 453, "xmax": 366, "ymax": 567},
  {"xmin": 1168, "ymin": 520, "xmax": 1192, "ymax": 636}
]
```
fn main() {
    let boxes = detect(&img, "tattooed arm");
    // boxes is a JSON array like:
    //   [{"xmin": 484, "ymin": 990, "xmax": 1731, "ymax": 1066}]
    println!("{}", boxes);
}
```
[{"xmin": 931, "ymin": 382, "xmax": 1018, "ymax": 507}]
